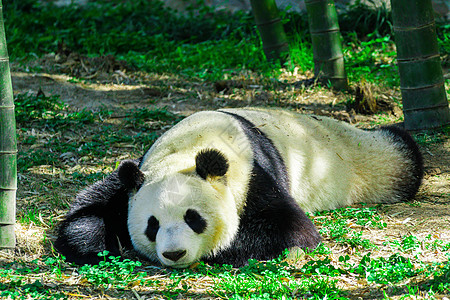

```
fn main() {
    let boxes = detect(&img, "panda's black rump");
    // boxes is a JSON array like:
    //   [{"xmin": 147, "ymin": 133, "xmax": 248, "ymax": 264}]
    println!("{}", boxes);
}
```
[{"xmin": 379, "ymin": 125, "xmax": 424, "ymax": 201}]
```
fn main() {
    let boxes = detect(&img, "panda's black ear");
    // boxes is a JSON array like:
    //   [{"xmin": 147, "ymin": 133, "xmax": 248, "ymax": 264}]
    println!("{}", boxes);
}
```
[
  {"xmin": 195, "ymin": 149, "xmax": 229, "ymax": 180},
  {"xmin": 118, "ymin": 159, "xmax": 145, "ymax": 190}
]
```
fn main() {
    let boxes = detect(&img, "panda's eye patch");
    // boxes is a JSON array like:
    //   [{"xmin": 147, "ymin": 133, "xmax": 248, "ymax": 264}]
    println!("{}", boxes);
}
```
[
  {"xmin": 145, "ymin": 216, "xmax": 159, "ymax": 242},
  {"xmin": 184, "ymin": 209, "xmax": 207, "ymax": 234}
]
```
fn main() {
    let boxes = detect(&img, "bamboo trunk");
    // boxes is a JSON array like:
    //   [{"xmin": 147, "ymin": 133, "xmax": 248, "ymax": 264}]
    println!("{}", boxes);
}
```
[
  {"xmin": 391, "ymin": 0, "xmax": 450, "ymax": 130},
  {"xmin": 305, "ymin": 0, "xmax": 347, "ymax": 90},
  {"xmin": 0, "ymin": 0, "xmax": 17, "ymax": 249},
  {"xmin": 250, "ymin": 0, "xmax": 289, "ymax": 63}
]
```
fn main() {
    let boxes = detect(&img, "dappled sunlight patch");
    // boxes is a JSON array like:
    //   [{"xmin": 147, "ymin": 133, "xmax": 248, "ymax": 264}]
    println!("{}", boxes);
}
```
[{"xmin": 14, "ymin": 223, "xmax": 47, "ymax": 261}]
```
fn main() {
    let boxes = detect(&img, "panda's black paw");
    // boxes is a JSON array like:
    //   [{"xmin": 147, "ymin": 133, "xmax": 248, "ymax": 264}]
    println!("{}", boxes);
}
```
[{"xmin": 118, "ymin": 160, "xmax": 145, "ymax": 190}]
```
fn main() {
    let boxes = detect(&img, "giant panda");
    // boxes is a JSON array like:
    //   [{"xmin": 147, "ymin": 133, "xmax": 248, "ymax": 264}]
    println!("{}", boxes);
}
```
[{"xmin": 55, "ymin": 107, "xmax": 423, "ymax": 267}]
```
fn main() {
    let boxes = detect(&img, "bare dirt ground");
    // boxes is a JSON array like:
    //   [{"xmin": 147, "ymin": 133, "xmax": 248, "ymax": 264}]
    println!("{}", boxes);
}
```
[{"xmin": 6, "ymin": 55, "xmax": 450, "ymax": 298}]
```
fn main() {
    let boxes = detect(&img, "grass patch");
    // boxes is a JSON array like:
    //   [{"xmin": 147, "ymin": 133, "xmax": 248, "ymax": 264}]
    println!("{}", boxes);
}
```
[
  {"xmin": 15, "ymin": 93, "xmax": 180, "ymax": 172},
  {"xmin": 77, "ymin": 252, "xmax": 147, "ymax": 289},
  {"xmin": 313, "ymin": 206, "xmax": 386, "ymax": 249},
  {"xmin": 344, "ymin": 34, "xmax": 398, "ymax": 86},
  {"xmin": 426, "ymin": 255, "xmax": 450, "ymax": 294},
  {"xmin": 2, "ymin": 245, "xmax": 449, "ymax": 299},
  {"xmin": 6, "ymin": 0, "xmax": 448, "ymax": 84},
  {"xmin": 414, "ymin": 125, "xmax": 450, "ymax": 146},
  {"xmin": 355, "ymin": 253, "xmax": 423, "ymax": 284}
]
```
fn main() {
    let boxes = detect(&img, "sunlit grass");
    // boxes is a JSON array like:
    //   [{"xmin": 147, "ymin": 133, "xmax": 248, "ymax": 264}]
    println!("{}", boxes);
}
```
[{"xmin": 6, "ymin": 0, "xmax": 448, "ymax": 84}]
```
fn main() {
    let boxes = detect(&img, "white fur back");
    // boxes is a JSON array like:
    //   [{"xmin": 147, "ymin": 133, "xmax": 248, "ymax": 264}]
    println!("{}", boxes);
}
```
[{"xmin": 221, "ymin": 108, "xmax": 413, "ymax": 212}]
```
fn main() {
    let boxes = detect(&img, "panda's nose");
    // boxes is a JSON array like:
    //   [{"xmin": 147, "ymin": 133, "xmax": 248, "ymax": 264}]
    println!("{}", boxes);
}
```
[{"xmin": 163, "ymin": 250, "xmax": 187, "ymax": 262}]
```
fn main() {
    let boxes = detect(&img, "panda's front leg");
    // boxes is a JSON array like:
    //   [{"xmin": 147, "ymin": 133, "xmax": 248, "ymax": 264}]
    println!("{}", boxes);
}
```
[
  {"xmin": 54, "ymin": 158, "xmax": 142, "ymax": 265},
  {"xmin": 55, "ymin": 213, "xmax": 123, "ymax": 265},
  {"xmin": 205, "ymin": 185, "xmax": 322, "ymax": 267}
]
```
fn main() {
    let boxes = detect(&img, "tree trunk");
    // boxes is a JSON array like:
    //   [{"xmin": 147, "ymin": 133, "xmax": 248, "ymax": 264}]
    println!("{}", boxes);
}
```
[
  {"xmin": 305, "ymin": 0, "xmax": 347, "ymax": 90},
  {"xmin": 0, "ymin": 0, "xmax": 17, "ymax": 249},
  {"xmin": 391, "ymin": 0, "xmax": 450, "ymax": 130},
  {"xmin": 250, "ymin": 0, "xmax": 289, "ymax": 63}
]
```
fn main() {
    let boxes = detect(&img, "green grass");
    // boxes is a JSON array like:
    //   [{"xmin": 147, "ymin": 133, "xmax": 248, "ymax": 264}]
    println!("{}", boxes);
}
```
[
  {"xmin": 9, "ymin": 202, "xmax": 449, "ymax": 299},
  {"xmin": 6, "ymin": 0, "xmax": 448, "ymax": 84},
  {"xmin": 15, "ymin": 93, "xmax": 180, "ymax": 172},
  {"xmin": 77, "ymin": 252, "xmax": 147, "ymax": 289},
  {"xmin": 355, "ymin": 253, "xmax": 423, "ymax": 284},
  {"xmin": 313, "ymin": 206, "xmax": 386, "ymax": 249},
  {"xmin": 14, "ymin": 93, "xmax": 105, "ymax": 129},
  {"xmin": 344, "ymin": 34, "xmax": 398, "ymax": 86},
  {"xmin": 427, "ymin": 255, "xmax": 450, "ymax": 294},
  {"xmin": 2, "ymin": 245, "xmax": 449, "ymax": 299},
  {"xmin": 414, "ymin": 125, "xmax": 450, "ymax": 146},
  {"xmin": 4, "ymin": 0, "xmax": 255, "ymax": 58},
  {"xmin": 5, "ymin": 0, "xmax": 269, "ymax": 81}
]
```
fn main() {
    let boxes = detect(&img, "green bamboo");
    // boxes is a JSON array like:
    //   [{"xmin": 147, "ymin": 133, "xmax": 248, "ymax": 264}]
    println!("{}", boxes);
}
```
[
  {"xmin": 0, "ymin": 0, "xmax": 17, "ymax": 249},
  {"xmin": 391, "ymin": 0, "xmax": 450, "ymax": 130},
  {"xmin": 305, "ymin": 0, "xmax": 347, "ymax": 90},
  {"xmin": 250, "ymin": 0, "xmax": 289, "ymax": 63}
]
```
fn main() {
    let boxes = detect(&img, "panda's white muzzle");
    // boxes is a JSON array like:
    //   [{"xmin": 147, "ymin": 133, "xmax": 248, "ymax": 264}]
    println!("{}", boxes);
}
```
[{"xmin": 156, "ymin": 224, "xmax": 202, "ymax": 268}]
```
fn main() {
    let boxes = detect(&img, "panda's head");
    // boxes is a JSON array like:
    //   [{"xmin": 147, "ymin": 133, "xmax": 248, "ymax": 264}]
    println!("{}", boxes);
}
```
[{"xmin": 119, "ymin": 149, "xmax": 239, "ymax": 268}]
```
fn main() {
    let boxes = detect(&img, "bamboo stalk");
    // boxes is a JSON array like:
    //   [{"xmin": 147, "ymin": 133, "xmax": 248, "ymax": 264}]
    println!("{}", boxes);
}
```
[
  {"xmin": 391, "ymin": 0, "xmax": 450, "ymax": 130},
  {"xmin": 0, "ymin": 0, "xmax": 17, "ymax": 249},
  {"xmin": 250, "ymin": 0, "xmax": 289, "ymax": 63},
  {"xmin": 305, "ymin": 0, "xmax": 347, "ymax": 90}
]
